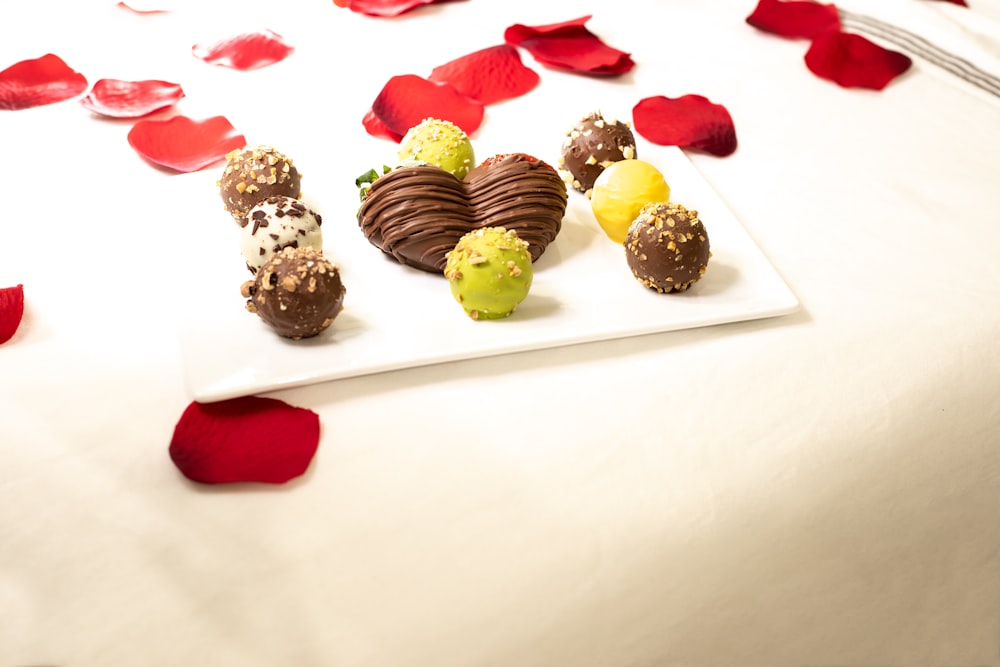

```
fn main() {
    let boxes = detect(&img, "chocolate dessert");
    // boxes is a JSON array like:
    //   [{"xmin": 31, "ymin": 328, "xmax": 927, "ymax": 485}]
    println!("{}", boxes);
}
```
[
  {"xmin": 357, "ymin": 154, "xmax": 566, "ymax": 273},
  {"xmin": 219, "ymin": 145, "xmax": 301, "ymax": 226},
  {"xmin": 557, "ymin": 112, "xmax": 637, "ymax": 197},
  {"xmin": 241, "ymin": 246, "xmax": 345, "ymax": 339},
  {"xmin": 624, "ymin": 202, "xmax": 710, "ymax": 293},
  {"xmin": 241, "ymin": 195, "xmax": 324, "ymax": 274}
]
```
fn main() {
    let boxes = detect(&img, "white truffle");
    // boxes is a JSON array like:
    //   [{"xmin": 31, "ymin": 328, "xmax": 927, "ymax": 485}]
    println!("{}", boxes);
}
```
[{"xmin": 241, "ymin": 195, "xmax": 323, "ymax": 273}]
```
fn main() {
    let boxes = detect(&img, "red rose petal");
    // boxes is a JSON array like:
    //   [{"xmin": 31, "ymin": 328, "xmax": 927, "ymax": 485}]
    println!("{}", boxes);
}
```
[
  {"xmin": 746, "ymin": 0, "xmax": 841, "ymax": 39},
  {"xmin": 368, "ymin": 74, "xmax": 484, "ymax": 139},
  {"xmin": 429, "ymin": 44, "xmax": 539, "ymax": 105},
  {"xmin": 0, "ymin": 54, "xmax": 88, "ymax": 111},
  {"xmin": 0, "ymin": 284, "xmax": 25, "ymax": 345},
  {"xmin": 632, "ymin": 94, "xmax": 738, "ymax": 157},
  {"xmin": 504, "ymin": 15, "xmax": 634, "ymax": 76},
  {"xmin": 339, "ymin": 0, "xmax": 460, "ymax": 17},
  {"xmin": 128, "ymin": 115, "xmax": 246, "ymax": 172},
  {"xmin": 362, "ymin": 108, "xmax": 404, "ymax": 142},
  {"xmin": 932, "ymin": 0, "xmax": 967, "ymax": 4},
  {"xmin": 192, "ymin": 29, "xmax": 294, "ymax": 71},
  {"xmin": 805, "ymin": 30, "xmax": 912, "ymax": 90},
  {"xmin": 169, "ymin": 396, "xmax": 320, "ymax": 484},
  {"xmin": 80, "ymin": 78, "xmax": 184, "ymax": 118}
]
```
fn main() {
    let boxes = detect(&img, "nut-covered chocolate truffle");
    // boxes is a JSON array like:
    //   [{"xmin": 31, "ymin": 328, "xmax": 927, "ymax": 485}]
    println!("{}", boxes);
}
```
[
  {"xmin": 557, "ymin": 112, "xmax": 637, "ymax": 197},
  {"xmin": 624, "ymin": 202, "xmax": 710, "ymax": 293},
  {"xmin": 397, "ymin": 117, "xmax": 475, "ymax": 180},
  {"xmin": 219, "ymin": 145, "xmax": 301, "ymax": 226},
  {"xmin": 444, "ymin": 227, "xmax": 533, "ymax": 320},
  {"xmin": 241, "ymin": 195, "xmax": 323, "ymax": 274},
  {"xmin": 241, "ymin": 246, "xmax": 345, "ymax": 339}
]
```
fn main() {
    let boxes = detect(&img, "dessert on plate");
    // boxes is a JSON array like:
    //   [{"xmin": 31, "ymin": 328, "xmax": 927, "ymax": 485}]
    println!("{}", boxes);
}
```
[
  {"xmin": 557, "ymin": 111, "xmax": 637, "ymax": 198},
  {"xmin": 240, "ymin": 246, "xmax": 345, "ymax": 339},
  {"xmin": 444, "ymin": 226, "xmax": 533, "ymax": 320},
  {"xmin": 218, "ymin": 145, "xmax": 301, "ymax": 226},
  {"xmin": 590, "ymin": 158, "xmax": 670, "ymax": 244},
  {"xmin": 624, "ymin": 202, "xmax": 711, "ymax": 293},
  {"xmin": 241, "ymin": 195, "xmax": 324, "ymax": 274},
  {"xmin": 357, "ymin": 149, "xmax": 566, "ymax": 273},
  {"xmin": 396, "ymin": 117, "xmax": 476, "ymax": 179}
]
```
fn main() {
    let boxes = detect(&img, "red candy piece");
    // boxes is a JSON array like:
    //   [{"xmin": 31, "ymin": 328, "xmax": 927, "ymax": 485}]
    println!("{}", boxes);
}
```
[
  {"xmin": 128, "ymin": 114, "xmax": 246, "ymax": 172},
  {"xmin": 80, "ymin": 79, "xmax": 184, "ymax": 118},
  {"xmin": 169, "ymin": 396, "xmax": 321, "ymax": 484},
  {"xmin": 0, "ymin": 54, "xmax": 88, "ymax": 111},
  {"xmin": 632, "ymin": 94, "xmax": 738, "ymax": 157},
  {"xmin": 337, "ymin": 0, "xmax": 461, "ymax": 17},
  {"xmin": 429, "ymin": 44, "xmax": 539, "ymax": 105},
  {"xmin": 192, "ymin": 29, "xmax": 294, "ymax": 71},
  {"xmin": 368, "ymin": 74, "xmax": 484, "ymax": 140},
  {"xmin": 805, "ymin": 30, "xmax": 912, "ymax": 90},
  {"xmin": 0, "ymin": 284, "xmax": 25, "ymax": 345},
  {"xmin": 504, "ymin": 15, "xmax": 634, "ymax": 76},
  {"xmin": 746, "ymin": 0, "xmax": 841, "ymax": 39}
]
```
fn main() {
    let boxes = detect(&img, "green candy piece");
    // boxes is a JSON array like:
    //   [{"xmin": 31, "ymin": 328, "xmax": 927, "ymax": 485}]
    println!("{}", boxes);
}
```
[
  {"xmin": 397, "ymin": 118, "xmax": 475, "ymax": 180},
  {"xmin": 444, "ymin": 227, "xmax": 533, "ymax": 320}
]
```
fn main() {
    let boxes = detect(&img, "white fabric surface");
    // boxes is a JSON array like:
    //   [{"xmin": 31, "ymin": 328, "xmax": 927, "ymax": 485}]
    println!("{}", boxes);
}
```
[{"xmin": 2, "ymin": 0, "xmax": 999, "ymax": 665}]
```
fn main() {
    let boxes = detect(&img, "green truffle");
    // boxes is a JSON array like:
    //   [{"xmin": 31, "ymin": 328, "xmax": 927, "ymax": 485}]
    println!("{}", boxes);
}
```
[
  {"xmin": 397, "ymin": 118, "xmax": 475, "ymax": 180},
  {"xmin": 444, "ymin": 227, "xmax": 533, "ymax": 320}
]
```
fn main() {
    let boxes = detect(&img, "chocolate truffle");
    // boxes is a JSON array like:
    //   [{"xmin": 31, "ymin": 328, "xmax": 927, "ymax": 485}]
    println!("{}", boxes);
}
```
[
  {"xmin": 591, "ymin": 159, "xmax": 670, "ymax": 244},
  {"xmin": 444, "ymin": 227, "xmax": 533, "ymax": 320},
  {"xmin": 219, "ymin": 145, "xmax": 301, "ymax": 226},
  {"xmin": 241, "ymin": 246, "xmax": 345, "ymax": 339},
  {"xmin": 241, "ymin": 195, "xmax": 323, "ymax": 274},
  {"xmin": 624, "ymin": 202, "xmax": 710, "ymax": 293},
  {"xmin": 397, "ymin": 117, "xmax": 475, "ymax": 180},
  {"xmin": 557, "ymin": 112, "xmax": 637, "ymax": 197}
]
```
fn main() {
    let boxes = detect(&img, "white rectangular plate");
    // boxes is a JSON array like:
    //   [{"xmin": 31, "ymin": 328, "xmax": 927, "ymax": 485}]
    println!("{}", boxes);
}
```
[{"xmin": 179, "ymin": 147, "xmax": 798, "ymax": 401}]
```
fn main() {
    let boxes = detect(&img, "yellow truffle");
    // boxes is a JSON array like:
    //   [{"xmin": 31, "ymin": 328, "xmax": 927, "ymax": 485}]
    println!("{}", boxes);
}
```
[{"xmin": 590, "ymin": 159, "xmax": 670, "ymax": 243}]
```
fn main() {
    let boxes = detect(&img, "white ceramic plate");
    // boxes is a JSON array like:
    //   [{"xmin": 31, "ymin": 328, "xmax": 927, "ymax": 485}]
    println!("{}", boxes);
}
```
[{"xmin": 178, "ymin": 147, "xmax": 798, "ymax": 401}]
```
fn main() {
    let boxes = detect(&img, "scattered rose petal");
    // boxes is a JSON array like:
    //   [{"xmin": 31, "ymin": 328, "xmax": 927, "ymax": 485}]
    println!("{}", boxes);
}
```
[
  {"xmin": 338, "ymin": 0, "xmax": 461, "ymax": 17},
  {"xmin": 746, "ymin": 0, "xmax": 841, "ymax": 39},
  {"xmin": 362, "ymin": 108, "xmax": 404, "ymax": 142},
  {"xmin": 0, "ymin": 284, "xmax": 25, "ymax": 345},
  {"xmin": 192, "ymin": 29, "xmax": 294, "ymax": 71},
  {"xmin": 128, "ymin": 115, "xmax": 245, "ymax": 172},
  {"xmin": 932, "ymin": 0, "xmax": 967, "ymax": 5},
  {"xmin": 504, "ymin": 15, "xmax": 634, "ymax": 76},
  {"xmin": 368, "ymin": 74, "xmax": 484, "ymax": 139},
  {"xmin": 429, "ymin": 44, "xmax": 539, "ymax": 105},
  {"xmin": 80, "ymin": 78, "xmax": 184, "ymax": 118},
  {"xmin": 0, "ymin": 54, "xmax": 88, "ymax": 111},
  {"xmin": 632, "ymin": 94, "xmax": 738, "ymax": 157},
  {"xmin": 805, "ymin": 30, "xmax": 912, "ymax": 90},
  {"xmin": 169, "ymin": 396, "xmax": 320, "ymax": 484}
]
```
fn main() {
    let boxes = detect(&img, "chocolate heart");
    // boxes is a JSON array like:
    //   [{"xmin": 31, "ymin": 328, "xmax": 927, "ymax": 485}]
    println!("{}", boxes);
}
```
[{"xmin": 357, "ymin": 154, "xmax": 568, "ymax": 273}]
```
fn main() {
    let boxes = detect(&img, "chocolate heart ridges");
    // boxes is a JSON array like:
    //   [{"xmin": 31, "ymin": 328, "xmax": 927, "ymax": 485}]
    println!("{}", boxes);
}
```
[{"xmin": 358, "ymin": 154, "xmax": 568, "ymax": 273}]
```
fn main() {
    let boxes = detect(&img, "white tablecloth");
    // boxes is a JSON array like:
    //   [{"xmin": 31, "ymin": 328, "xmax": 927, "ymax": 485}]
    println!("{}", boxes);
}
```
[{"xmin": 2, "ymin": 0, "xmax": 999, "ymax": 665}]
